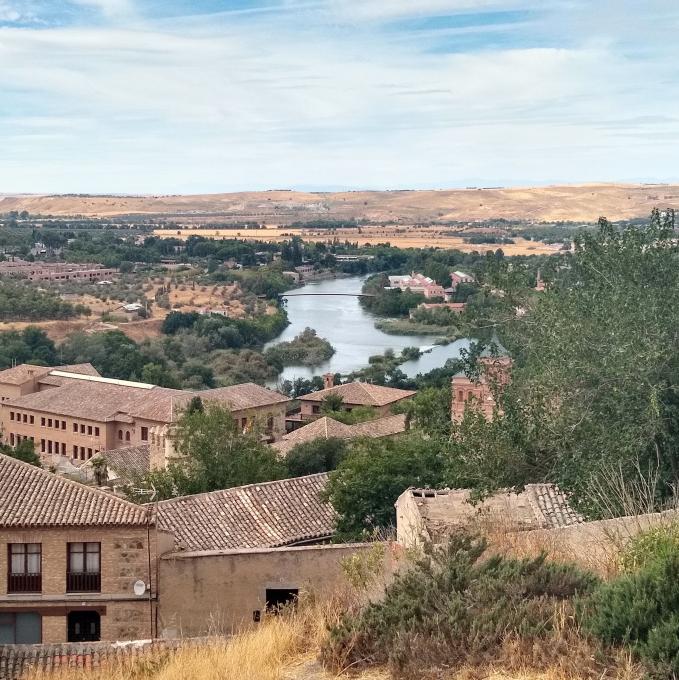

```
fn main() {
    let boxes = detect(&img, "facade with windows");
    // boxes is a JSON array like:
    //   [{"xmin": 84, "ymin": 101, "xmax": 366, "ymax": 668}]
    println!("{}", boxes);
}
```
[
  {"xmin": 0, "ymin": 454, "xmax": 174, "ymax": 644},
  {"xmin": 0, "ymin": 364, "xmax": 291, "ymax": 467}
]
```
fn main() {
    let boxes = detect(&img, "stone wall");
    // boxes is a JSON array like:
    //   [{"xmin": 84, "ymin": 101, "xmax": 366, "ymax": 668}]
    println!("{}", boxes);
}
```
[{"xmin": 158, "ymin": 543, "xmax": 393, "ymax": 637}]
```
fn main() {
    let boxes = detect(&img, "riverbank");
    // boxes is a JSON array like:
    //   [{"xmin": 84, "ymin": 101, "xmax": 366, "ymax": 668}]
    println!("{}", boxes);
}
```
[{"xmin": 374, "ymin": 318, "xmax": 463, "ymax": 340}]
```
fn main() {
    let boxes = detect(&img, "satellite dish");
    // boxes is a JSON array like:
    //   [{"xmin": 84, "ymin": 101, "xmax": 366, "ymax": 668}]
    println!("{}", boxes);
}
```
[{"xmin": 133, "ymin": 580, "xmax": 147, "ymax": 596}]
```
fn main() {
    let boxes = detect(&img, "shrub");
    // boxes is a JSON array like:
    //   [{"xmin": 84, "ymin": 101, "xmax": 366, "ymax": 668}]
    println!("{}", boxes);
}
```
[
  {"xmin": 618, "ymin": 523, "xmax": 679, "ymax": 573},
  {"xmin": 582, "ymin": 546, "xmax": 679, "ymax": 677},
  {"xmin": 321, "ymin": 533, "xmax": 598, "ymax": 676}
]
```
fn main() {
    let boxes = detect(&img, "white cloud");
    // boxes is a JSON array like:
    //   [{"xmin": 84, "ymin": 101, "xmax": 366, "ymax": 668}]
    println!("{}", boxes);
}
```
[
  {"xmin": 70, "ymin": 0, "xmax": 135, "ymax": 20},
  {"xmin": 0, "ymin": 0, "xmax": 677, "ymax": 192},
  {"xmin": 0, "ymin": 1, "xmax": 22, "ymax": 21}
]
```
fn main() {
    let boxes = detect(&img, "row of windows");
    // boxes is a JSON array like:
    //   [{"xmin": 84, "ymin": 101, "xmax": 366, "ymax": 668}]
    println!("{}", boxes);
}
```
[
  {"xmin": 0, "ymin": 610, "xmax": 101, "ymax": 644},
  {"xmin": 8, "ymin": 433, "xmax": 33, "ymax": 447},
  {"xmin": 7, "ymin": 542, "xmax": 101, "ymax": 594},
  {"xmin": 38, "ymin": 439, "xmax": 98, "ymax": 460},
  {"xmin": 7, "ymin": 412, "xmax": 101, "ymax": 437}
]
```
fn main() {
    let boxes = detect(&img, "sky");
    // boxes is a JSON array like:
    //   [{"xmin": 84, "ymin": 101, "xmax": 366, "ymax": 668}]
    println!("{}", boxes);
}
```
[{"xmin": 0, "ymin": 0, "xmax": 678, "ymax": 193}]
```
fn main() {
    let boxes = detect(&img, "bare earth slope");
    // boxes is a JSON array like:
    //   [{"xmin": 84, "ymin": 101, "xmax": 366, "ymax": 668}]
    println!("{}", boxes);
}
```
[{"xmin": 2, "ymin": 183, "xmax": 678, "ymax": 223}]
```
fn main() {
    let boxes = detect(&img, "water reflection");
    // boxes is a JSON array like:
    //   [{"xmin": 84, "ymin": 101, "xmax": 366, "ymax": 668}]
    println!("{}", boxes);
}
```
[{"xmin": 266, "ymin": 276, "xmax": 470, "ymax": 383}]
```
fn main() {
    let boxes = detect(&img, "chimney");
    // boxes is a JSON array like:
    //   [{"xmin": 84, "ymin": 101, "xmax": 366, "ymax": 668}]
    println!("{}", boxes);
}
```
[{"xmin": 322, "ymin": 373, "xmax": 335, "ymax": 390}]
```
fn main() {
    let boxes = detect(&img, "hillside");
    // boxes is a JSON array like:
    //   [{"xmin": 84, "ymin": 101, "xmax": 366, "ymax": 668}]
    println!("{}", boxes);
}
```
[{"xmin": 2, "ymin": 183, "xmax": 678, "ymax": 223}]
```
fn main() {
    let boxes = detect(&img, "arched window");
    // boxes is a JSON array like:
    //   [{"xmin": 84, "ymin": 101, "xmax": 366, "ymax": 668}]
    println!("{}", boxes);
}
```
[
  {"xmin": 125, "ymin": 431, "xmax": 131, "ymax": 442},
  {"xmin": 266, "ymin": 414, "xmax": 274, "ymax": 432},
  {"xmin": 457, "ymin": 390, "xmax": 464, "ymax": 402},
  {"xmin": 118, "ymin": 430, "xmax": 123, "ymax": 440}
]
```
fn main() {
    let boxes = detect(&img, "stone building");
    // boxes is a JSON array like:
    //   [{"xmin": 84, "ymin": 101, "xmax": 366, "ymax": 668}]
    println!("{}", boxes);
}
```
[
  {"xmin": 0, "ymin": 364, "xmax": 291, "ymax": 464},
  {"xmin": 395, "ymin": 484, "xmax": 584, "ymax": 549},
  {"xmin": 272, "ymin": 413, "xmax": 407, "ymax": 456},
  {"xmin": 0, "ymin": 454, "xmax": 172, "ymax": 644},
  {"xmin": 451, "ymin": 340, "xmax": 512, "ymax": 423},
  {"xmin": 295, "ymin": 379, "xmax": 415, "ymax": 425}
]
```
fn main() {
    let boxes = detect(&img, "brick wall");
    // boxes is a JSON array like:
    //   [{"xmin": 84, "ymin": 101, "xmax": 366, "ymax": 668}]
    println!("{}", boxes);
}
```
[{"xmin": 0, "ymin": 526, "xmax": 160, "ymax": 643}]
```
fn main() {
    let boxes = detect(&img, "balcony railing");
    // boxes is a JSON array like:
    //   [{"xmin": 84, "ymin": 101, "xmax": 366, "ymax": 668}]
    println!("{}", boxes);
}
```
[
  {"xmin": 66, "ymin": 572, "xmax": 101, "ymax": 593},
  {"xmin": 7, "ymin": 572, "xmax": 42, "ymax": 593}
]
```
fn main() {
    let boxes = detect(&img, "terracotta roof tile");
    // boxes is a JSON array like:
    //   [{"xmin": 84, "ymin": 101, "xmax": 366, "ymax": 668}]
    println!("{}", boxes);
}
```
[
  {"xmin": 272, "ymin": 414, "xmax": 407, "ymax": 455},
  {"xmin": 299, "ymin": 382, "xmax": 415, "ymax": 407},
  {"xmin": 157, "ymin": 473, "xmax": 334, "ymax": 551},
  {"xmin": 0, "ymin": 363, "xmax": 99, "ymax": 386},
  {"xmin": 84, "ymin": 444, "xmax": 151, "ymax": 483},
  {"xmin": 200, "ymin": 383, "xmax": 291, "ymax": 410},
  {"xmin": 0, "ymin": 453, "xmax": 149, "ymax": 527}
]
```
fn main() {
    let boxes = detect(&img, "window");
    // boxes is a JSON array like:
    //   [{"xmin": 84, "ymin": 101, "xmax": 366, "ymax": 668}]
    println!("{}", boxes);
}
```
[
  {"xmin": 67, "ymin": 543, "xmax": 101, "ymax": 592},
  {"xmin": 41, "ymin": 417, "xmax": 45, "ymax": 427},
  {"xmin": 61, "ymin": 421, "xmax": 66, "ymax": 430},
  {"xmin": 40, "ymin": 439, "xmax": 45, "ymax": 453},
  {"xmin": 61, "ymin": 442, "xmax": 66, "ymax": 456},
  {"xmin": 47, "ymin": 419, "xmax": 52, "ymax": 428},
  {"xmin": 87, "ymin": 426, "xmax": 92, "ymax": 435},
  {"xmin": 140, "ymin": 427, "xmax": 148, "ymax": 441},
  {"xmin": 94, "ymin": 427, "xmax": 100, "ymax": 437},
  {"xmin": 9, "ymin": 433, "xmax": 14, "ymax": 446},
  {"xmin": 8, "ymin": 544, "xmax": 41, "ymax": 593},
  {"xmin": 87, "ymin": 448, "xmax": 92, "ymax": 459},
  {"xmin": 73, "ymin": 423, "xmax": 78, "ymax": 432},
  {"xmin": 0, "ymin": 613, "xmax": 41, "ymax": 644},
  {"xmin": 22, "ymin": 414, "xmax": 27, "ymax": 423},
  {"xmin": 266, "ymin": 415, "xmax": 274, "ymax": 432},
  {"xmin": 67, "ymin": 611, "xmax": 100, "ymax": 643},
  {"xmin": 73, "ymin": 445, "xmax": 78, "ymax": 458},
  {"xmin": 80, "ymin": 424, "xmax": 85, "ymax": 434},
  {"xmin": 118, "ymin": 429, "xmax": 123, "ymax": 440},
  {"xmin": 265, "ymin": 588, "xmax": 298, "ymax": 614},
  {"xmin": 125, "ymin": 431, "xmax": 130, "ymax": 442},
  {"xmin": 9, "ymin": 412, "xmax": 14, "ymax": 421},
  {"xmin": 29, "ymin": 415, "xmax": 34, "ymax": 424},
  {"xmin": 312, "ymin": 405, "xmax": 320, "ymax": 414},
  {"xmin": 458, "ymin": 390, "xmax": 463, "ymax": 402}
]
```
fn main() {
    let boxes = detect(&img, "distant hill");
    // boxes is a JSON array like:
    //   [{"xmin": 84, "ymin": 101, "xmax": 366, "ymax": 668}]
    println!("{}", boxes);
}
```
[{"xmin": 1, "ymin": 183, "xmax": 678, "ymax": 223}]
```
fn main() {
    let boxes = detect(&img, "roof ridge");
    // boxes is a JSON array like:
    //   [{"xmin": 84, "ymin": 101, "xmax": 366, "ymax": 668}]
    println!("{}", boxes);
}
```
[{"xmin": 156, "ymin": 472, "xmax": 330, "ymax": 506}]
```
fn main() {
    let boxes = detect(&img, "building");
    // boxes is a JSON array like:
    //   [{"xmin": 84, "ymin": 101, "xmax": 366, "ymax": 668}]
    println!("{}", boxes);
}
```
[
  {"xmin": 451, "ymin": 340, "xmax": 512, "ymax": 423},
  {"xmin": 396, "ymin": 484, "xmax": 584, "ymax": 549},
  {"xmin": 449, "ymin": 271, "xmax": 475, "ymax": 291},
  {"xmin": 0, "ymin": 456, "xmax": 389, "ymax": 644},
  {"xmin": 272, "ymin": 413, "xmax": 407, "ymax": 456},
  {"xmin": 0, "ymin": 453, "xmax": 171, "ymax": 644},
  {"xmin": 0, "ymin": 364, "xmax": 291, "ymax": 464},
  {"xmin": 411, "ymin": 302, "xmax": 466, "ymax": 318},
  {"xmin": 154, "ymin": 474, "xmax": 385, "ymax": 636},
  {"xmin": 295, "ymin": 378, "xmax": 415, "ymax": 423},
  {"xmin": 387, "ymin": 272, "xmax": 445, "ymax": 299},
  {"xmin": 0, "ymin": 259, "xmax": 118, "ymax": 283}
]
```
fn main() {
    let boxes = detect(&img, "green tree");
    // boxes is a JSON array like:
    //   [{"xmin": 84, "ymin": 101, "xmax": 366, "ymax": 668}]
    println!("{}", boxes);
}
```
[
  {"xmin": 142, "ymin": 402, "xmax": 285, "ymax": 499},
  {"xmin": 325, "ymin": 433, "xmax": 446, "ymax": 539},
  {"xmin": 286, "ymin": 437, "xmax": 348, "ymax": 476},
  {"xmin": 321, "ymin": 393, "xmax": 345, "ymax": 413},
  {"xmin": 0, "ymin": 439, "xmax": 41, "ymax": 467}
]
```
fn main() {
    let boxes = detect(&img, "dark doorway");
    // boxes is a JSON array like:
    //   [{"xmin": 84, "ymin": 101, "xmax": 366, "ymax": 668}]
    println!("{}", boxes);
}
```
[
  {"xmin": 67, "ymin": 611, "xmax": 101, "ymax": 642},
  {"xmin": 265, "ymin": 588, "xmax": 298, "ymax": 614}
]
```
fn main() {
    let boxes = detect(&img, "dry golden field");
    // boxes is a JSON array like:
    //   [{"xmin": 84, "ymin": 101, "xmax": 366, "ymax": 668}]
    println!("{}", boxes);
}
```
[
  {"xmin": 153, "ymin": 226, "xmax": 562, "ymax": 256},
  {"xmin": 2, "ymin": 182, "xmax": 677, "ymax": 223}
]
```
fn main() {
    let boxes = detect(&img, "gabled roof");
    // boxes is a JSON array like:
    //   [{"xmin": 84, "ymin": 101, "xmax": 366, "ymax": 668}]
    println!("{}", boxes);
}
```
[
  {"xmin": 299, "ymin": 382, "xmax": 415, "ymax": 406},
  {"xmin": 200, "ymin": 383, "xmax": 291, "ymax": 411},
  {"xmin": 0, "ymin": 453, "xmax": 149, "ymax": 527},
  {"xmin": 273, "ymin": 414, "xmax": 407, "ymax": 455},
  {"xmin": 157, "ymin": 473, "xmax": 334, "ymax": 551}
]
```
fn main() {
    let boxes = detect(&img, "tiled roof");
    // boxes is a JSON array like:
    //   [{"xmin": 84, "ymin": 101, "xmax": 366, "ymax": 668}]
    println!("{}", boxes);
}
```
[
  {"xmin": 524, "ymin": 483, "xmax": 585, "ymax": 529},
  {"xmin": 273, "ymin": 414, "xmax": 407, "ymax": 455},
  {"xmin": 0, "ymin": 453, "xmax": 149, "ymax": 527},
  {"xmin": 5, "ymin": 374, "xmax": 288, "ymax": 423},
  {"xmin": 84, "ymin": 444, "xmax": 151, "ymax": 483},
  {"xmin": 299, "ymin": 382, "xmax": 415, "ymax": 406},
  {"xmin": 157, "ymin": 473, "xmax": 334, "ymax": 551},
  {"xmin": 0, "ymin": 363, "xmax": 99, "ymax": 386}
]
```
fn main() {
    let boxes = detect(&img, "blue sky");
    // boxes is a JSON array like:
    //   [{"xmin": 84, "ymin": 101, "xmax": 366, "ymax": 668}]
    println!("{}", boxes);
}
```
[{"xmin": 0, "ymin": 0, "xmax": 678, "ymax": 193}]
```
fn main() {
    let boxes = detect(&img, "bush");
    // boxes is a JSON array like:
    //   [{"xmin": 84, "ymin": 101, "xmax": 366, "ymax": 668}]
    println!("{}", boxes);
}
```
[
  {"xmin": 582, "ymin": 548, "xmax": 679, "ymax": 677},
  {"xmin": 618, "ymin": 523, "xmax": 679, "ymax": 574},
  {"xmin": 322, "ymin": 534, "xmax": 598, "ymax": 676}
]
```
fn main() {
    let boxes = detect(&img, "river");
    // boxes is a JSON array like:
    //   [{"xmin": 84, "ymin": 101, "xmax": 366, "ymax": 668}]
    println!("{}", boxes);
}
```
[{"xmin": 266, "ymin": 276, "xmax": 471, "ymax": 384}]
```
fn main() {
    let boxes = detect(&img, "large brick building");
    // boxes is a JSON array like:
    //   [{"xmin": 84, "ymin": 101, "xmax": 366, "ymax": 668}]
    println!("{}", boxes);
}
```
[
  {"xmin": 0, "ymin": 454, "xmax": 171, "ymax": 644},
  {"xmin": 0, "ymin": 364, "xmax": 291, "ymax": 464}
]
